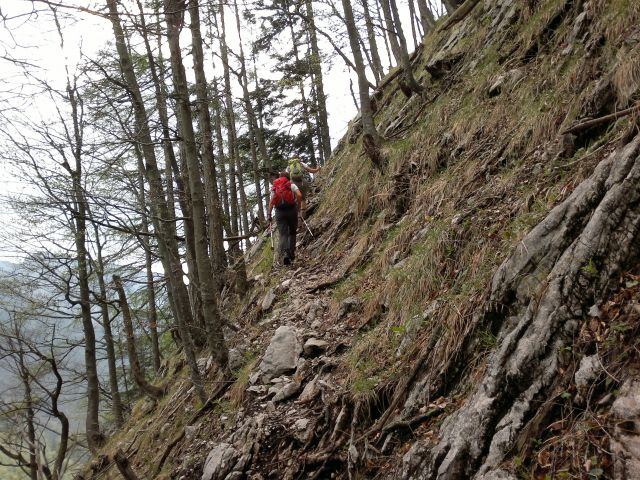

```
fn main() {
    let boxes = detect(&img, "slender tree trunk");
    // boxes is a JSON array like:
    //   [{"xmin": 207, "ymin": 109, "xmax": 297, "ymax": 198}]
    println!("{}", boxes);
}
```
[
  {"xmin": 286, "ymin": 11, "xmax": 317, "ymax": 165},
  {"xmin": 211, "ymin": 77, "xmax": 231, "ymax": 228},
  {"xmin": 304, "ymin": 0, "xmax": 332, "ymax": 161},
  {"xmin": 213, "ymin": 4, "xmax": 252, "ymax": 246},
  {"xmin": 233, "ymin": 2, "xmax": 266, "ymax": 223},
  {"xmin": 134, "ymin": 162, "xmax": 161, "ymax": 373},
  {"xmin": 188, "ymin": 0, "xmax": 227, "ymax": 276},
  {"xmin": 113, "ymin": 275, "xmax": 165, "ymax": 399},
  {"xmin": 380, "ymin": 0, "xmax": 423, "ymax": 95},
  {"xmin": 164, "ymin": 0, "xmax": 229, "ymax": 368},
  {"xmin": 211, "ymin": 6, "xmax": 248, "ymax": 293},
  {"xmin": 106, "ymin": 0, "xmax": 207, "ymax": 403},
  {"xmin": 65, "ymin": 83, "xmax": 102, "ymax": 452},
  {"xmin": 361, "ymin": 0, "xmax": 385, "ymax": 83},
  {"xmin": 416, "ymin": 0, "xmax": 437, "ymax": 33},
  {"xmin": 92, "ymin": 224, "xmax": 125, "ymax": 426},
  {"xmin": 252, "ymin": 57, "xmax": 273, "ymax": 210},
  {"xmin": 17, "ymin": 346, "xmax": 38, "ymax": 480},
  {"xmin": 375, "ymin": 0, "xmax": 394, "ymax": 68},
  {"xmin": 341, "ymin": 0, "xmax": 384, "ymax": 170},
  {"xmin": 443, "ymin": 0, "xmax": 460, "ymax": 15},
  {"xmin": 138, "ymin": 3, "xmax": 207, "ymax": 349},
  {"xmin": 408, "ymin": 0, "xmax": 419, "ymax": 47}
]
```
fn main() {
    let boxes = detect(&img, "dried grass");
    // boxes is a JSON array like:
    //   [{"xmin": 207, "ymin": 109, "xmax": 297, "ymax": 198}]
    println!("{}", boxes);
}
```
[{"xmin": 612, "ymin": 46, "xmax": 640, "ymax": 108}]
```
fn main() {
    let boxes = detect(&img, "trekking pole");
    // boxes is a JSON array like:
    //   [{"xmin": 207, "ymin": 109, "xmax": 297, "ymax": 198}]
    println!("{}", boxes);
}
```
[
  {"xmin": 302, "ymin": 217, "xmax": 314, "ymax": 237},
  {"xmin": 269, "ymin": 222, "xmax": 274, "ymax": 249}
]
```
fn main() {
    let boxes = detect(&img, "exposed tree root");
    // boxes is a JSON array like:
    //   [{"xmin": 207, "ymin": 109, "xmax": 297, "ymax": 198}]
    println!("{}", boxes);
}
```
[
  {"xmin": 402, "ymin": 133, "xmax": 640, "ymax": 479},
  {"xmin": 562, "ymin": 103, "xmax": 640, "ymax": 135}
]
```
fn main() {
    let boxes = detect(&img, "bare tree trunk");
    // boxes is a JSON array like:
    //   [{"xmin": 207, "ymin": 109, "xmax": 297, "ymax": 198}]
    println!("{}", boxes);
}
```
[
  {"xmin": 187, "ymin": 0, "xmax": 227, "ymax": 276},
  {"xmin": 92, "ymin": 224, "xmax": 125, "ymax": 426},
  {"xmin": 375, "ymin": 0, "xmax": 394, "ymax": 68},
  {"xmin": 252, "ymin": 57, "xmax": 273, "ymax": 208},
  {"xmin": 416, "ymin": 0, "xmax": 437, "ymax": 33},
  {"xmin": 408, "ymin": 0, "xmax": 419, "ymax": 47},
  {"xmin": 285, "ymin": 2, "xmax": 317, "ymax": 166},
  {"xmin": 17, "ymin": 344, "xmax": 38, "ymax": 480},
  {"xmin": 113, "ymin": 275, "xmax": 165, "ymax": 400},
  {"xmin": 65, "ymin": 83, "xmax": 102, "ymax": 452},
  {"xmin": 211, "ymin": 77, "xmax": 231, "ymax": 227},
  {"xmin": 341, "ymin": 0, "xmax": 383, "ymax": 171},
  {"xmin": 232, "ymin": 1, "xmax": 266, "ymax": 224},
  {"xmin": 114, "ymin": 450, "xmax": 140, "ymax": 480},
  {"xmin": 361, "ymin": 0, "xmax": 385, "ymax": 83},
  {"xmin": 164, "ymin": 0, "xmax": 228, "ymax": 368},
  {"xmin": 106, "ymin": 0, "xmax": 207, "ymax": 403},
  {"xmin": 211, "ymin": 5, "xmax": 249, "ymax": 293},
  {"xmin": 442, "ymin": 0, "xmax": 461, "ymax": 15},
  {"xmin": 305, "ymin": 0, "xmax": 332, "ymax": 161},
  {"xmin": 380, "ymin": 0, "xmax": 423, "ymax": 95}
]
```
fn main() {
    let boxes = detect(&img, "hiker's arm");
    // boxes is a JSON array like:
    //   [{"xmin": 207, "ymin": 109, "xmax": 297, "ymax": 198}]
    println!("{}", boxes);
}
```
[
  {"xmin": 304, "ymin": 164, "xmax": 321, "ymax": 174},
  {"xmin": 267, "ymin": 197, "xmax": 274, "ymax": 221},
  {"xmin": 295, "ymin": 188, "xmax": 303, "ymax": 207}
]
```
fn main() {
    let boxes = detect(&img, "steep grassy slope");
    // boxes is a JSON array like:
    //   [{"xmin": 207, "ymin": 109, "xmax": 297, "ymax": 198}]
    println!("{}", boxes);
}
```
[{"xmin": 82, "ymin": 0, "xmax": 640, "ymax": 479}]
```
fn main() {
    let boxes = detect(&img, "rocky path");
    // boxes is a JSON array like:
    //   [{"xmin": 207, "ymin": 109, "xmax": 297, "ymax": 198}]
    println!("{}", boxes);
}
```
[{"xmin": 189, "ymin": 217, "xmax": 372, "ymax": 480}]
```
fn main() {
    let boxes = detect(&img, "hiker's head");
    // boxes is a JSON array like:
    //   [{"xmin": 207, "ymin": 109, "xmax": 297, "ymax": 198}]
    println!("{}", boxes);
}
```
[{"xmin": 279, "ymin": 171, "xmax": 290, "ymax": 180}]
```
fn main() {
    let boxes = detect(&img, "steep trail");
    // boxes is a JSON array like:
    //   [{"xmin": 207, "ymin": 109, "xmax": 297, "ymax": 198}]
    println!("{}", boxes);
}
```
[{"xmin": 82, "ymin": 0, "xmax": 640, "ymax": 478}]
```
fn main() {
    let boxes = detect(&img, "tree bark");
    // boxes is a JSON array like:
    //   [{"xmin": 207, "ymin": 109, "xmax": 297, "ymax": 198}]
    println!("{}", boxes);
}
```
[
  {"xmin": 232, "ymin": 1, "xmax": 266, "ymax": 223},
  {"xmin": 416, "ymin": 0, "xmax": 437, "ymax": 33},
  {"xmin": 361, "ymin": 0, "xmax": 385, "ymax": 83},
  {"xmin": 164, "ymin": 0, "xmax": 229, "ymax": 368},
  {"xmin": 403, "ymin": 133, "xmax": 640, "ymax": 479},
  {"xmin": 66, "ymin": 83, "xmax": 102, "ymax": 452},
  {"xmin": 341, "ymin": 0, "xmax": 383, "ymax": 170},
  {"xmin": 286, "ymin": 8, "xmax": 317, "ymax": 166},
  {"xmin": 187, "ymin": 0, "xmax": 227, "ymax": 277},
  {"xmin": 106, "ymin": 0, "xmax": 207, "ymax": 403},
  {"xmin": 211, "ymin": 5, "xmax": 249, "ymax": 293},
  {"xmin": 305, "ymin": 0, "xmax": 332, "ymax": 161},
  {"xmin": 113, "ymin": 275, "xmax": 165, "ymax": 400},
  {"xmin": 92, "ymin": 224, "xmax": 125, "ymax": 426},
  {"xmin": 380, "ymin": 0, "xmax": 423, "ymax": 96},
  {"xmin": 114, "ymin": 449, "xmax": 140, "ymax": 480}
]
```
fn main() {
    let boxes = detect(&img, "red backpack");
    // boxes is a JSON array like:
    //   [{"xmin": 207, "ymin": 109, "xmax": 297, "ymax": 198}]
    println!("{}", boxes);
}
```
[{"xmin": 272, "ymin": 177, "xmax": 295, "ymax": 208}]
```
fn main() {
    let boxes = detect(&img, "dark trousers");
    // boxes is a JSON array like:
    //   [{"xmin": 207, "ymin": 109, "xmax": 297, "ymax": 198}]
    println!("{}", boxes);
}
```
[{"xmin": 275, "ymin": 205, "xmax": 298, "ymax": 261}]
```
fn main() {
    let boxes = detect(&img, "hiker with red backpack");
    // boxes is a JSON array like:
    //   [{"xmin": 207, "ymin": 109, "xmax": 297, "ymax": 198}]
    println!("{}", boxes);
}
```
[{"xmin": 267, "ymin": 172, "xmax": 303, "ymax": 266}]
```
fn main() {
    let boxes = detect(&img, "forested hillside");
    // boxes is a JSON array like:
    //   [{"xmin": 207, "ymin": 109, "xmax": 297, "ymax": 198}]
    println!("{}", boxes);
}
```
[{"xmin": 1, "ymin": 0, "xmax": 639, "ymax": 479}]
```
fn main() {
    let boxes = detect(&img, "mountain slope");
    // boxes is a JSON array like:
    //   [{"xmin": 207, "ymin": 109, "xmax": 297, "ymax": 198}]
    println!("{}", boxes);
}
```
[{"xmin": 83, "ymin": 0, "xmax": 640, "ymax": 478}]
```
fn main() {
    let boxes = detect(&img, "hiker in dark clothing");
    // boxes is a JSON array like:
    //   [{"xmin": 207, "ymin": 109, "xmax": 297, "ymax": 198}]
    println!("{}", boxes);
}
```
[
  {"xmin": 286, "ymin": 157, "xmax": 320, "ymax": 213},
  {"xmin": 267, "ymin": 172, "xmax": 303, "ymax": 266}
]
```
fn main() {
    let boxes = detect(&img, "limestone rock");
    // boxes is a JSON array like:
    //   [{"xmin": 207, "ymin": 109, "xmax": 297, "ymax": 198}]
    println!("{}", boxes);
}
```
[
  {"xmin": 261, "ymin": 289, "xmax": 276, "ymax": 312},
  {"xmin": 338, "ymin": 296, "xmax": 362, "ymax": 318},
  {"xmin": 299, "ymin": 375, "xmax": 320, "ymax": 403},
  {"xmin": 259, "ymin": 326, "xmax": 302, "ymax": 381},
  {"xmin": 185, "ymin": 425, "xmax": 198, "ymax": 441},
  {"xmin": 273, "ymin": 381, "xmax": 300, "ymax": 402},
  {"xmin": 293, "ymin": 418, "xmax": 312, "ymax": 443},
  {"xmin": 228, "ymin": 348, "xmax": 244, "ymax": 372},
  {"xmin": 277, "ymin": 278, "xmax": 292, "ymax": 294},
  {"xmin": 201, "ymin": 443, "xmax": 239, "ymax": 480},
  {"xmin": 476, "ymin": 470, "xmax": 518, "ymax": 480},
  {"xmin": 488, "ymin": 68, "xmax": 524, "ymax": 97},
  {"xmin": 612, "ymin": 380, "xmax": 640, "ymax": 479},
  {"xmin": 303, "ymin": 338, "xmax": 329, "ymax": 357},
  {"xmin": 574, "ymin": 354, "xmax": 601, "ymax": 388}
]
